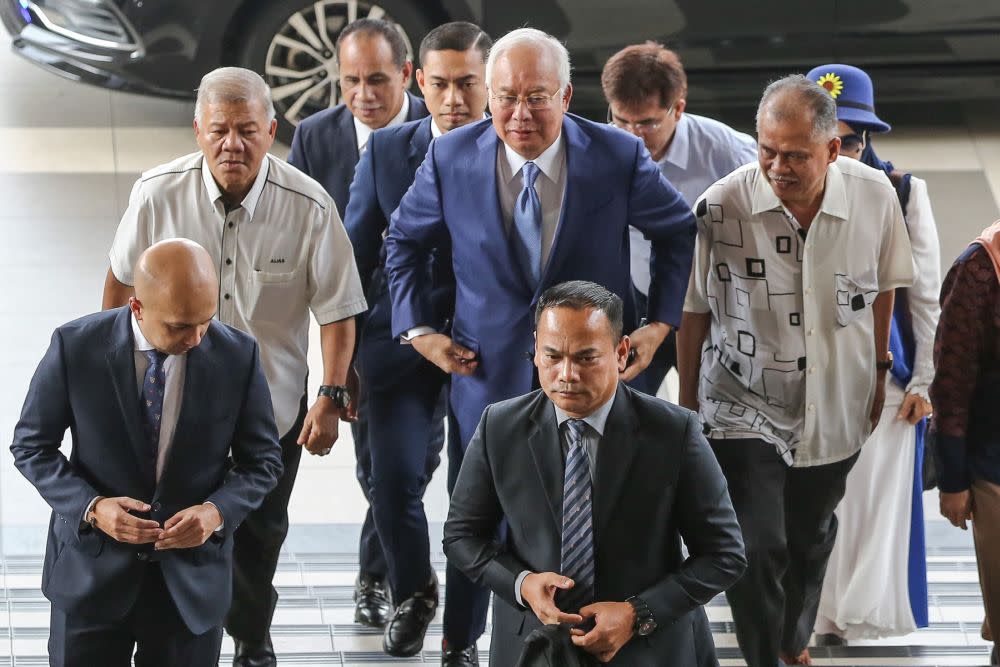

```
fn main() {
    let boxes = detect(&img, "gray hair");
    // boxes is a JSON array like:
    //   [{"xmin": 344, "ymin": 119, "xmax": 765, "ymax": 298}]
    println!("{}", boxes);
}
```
[
  {"xmin": 755, "ymin": 74, "xmax": 837, "ymax": 142},
  {"xmin": 195, "ymin": 67, "xmax": 276, "ymax": 123},
  {"xmin": 485, "ymin": 27, "xmax": 571, "ymax": 91}
]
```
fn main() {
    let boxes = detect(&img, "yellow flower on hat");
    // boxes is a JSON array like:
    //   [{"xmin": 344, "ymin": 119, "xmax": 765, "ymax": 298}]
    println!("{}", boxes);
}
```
[{"xmin": 816, "ymin": 73, "xmax": 843, "ymax": 99}]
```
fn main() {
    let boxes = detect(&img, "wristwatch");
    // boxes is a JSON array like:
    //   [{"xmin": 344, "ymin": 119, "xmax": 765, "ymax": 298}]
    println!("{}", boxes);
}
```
[
  {"xmin": 625, "ymin": 595, "xmax": 657, "ymax": 636},
  {"xmin": 317, "ymin": 384, "xmax": 351, "ymax": 408},
  {"xmin": 876, "ymin": 351, "xmax": 894, "ymax": 372}
]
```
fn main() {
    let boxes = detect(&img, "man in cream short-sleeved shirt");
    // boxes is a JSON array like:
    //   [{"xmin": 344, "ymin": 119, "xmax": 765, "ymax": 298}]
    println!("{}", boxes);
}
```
[
  {"xmin": 676, "ymin": 75, "xmax": 913, "ymax": 667},
  {"xmin": 102, "ymin": 67, "xmax": 366, "ymax": 667}
]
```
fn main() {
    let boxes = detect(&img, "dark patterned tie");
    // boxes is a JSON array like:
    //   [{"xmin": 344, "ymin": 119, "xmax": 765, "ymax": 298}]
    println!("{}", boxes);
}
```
[
  {"xmin": 558, "ymin": 418, "xmax": 595, "ymax": 612},
  {"xmin": 512, "ymin": 161, "xmax": 542, "ymax": 286},
  {"xmin": 140, "ymin": 349, "xmax": 168, "ymax": 461}
]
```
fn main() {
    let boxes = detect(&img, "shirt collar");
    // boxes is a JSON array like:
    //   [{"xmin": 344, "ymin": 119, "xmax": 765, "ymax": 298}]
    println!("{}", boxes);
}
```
[
  {"xmin": 660, "ymin": 113, "xmax": 690, "ymax": 170},
  {"xmin": 749, "ymin": 160, "xmax": 849, "ymax": 221},
  {"xmin": 130, "ymin": 311, "xmax": 154, "ymax": 352},
  {"xmin": 355, "ymin": 93, "xmax": 410, "ymax": 151},
  {"xmin": 201, "ymin": 153, "xmax": 270, "ymax": 220},
  {"xmin": 502, "ymin": 131, "xmax": 565, "ymax": 185},
  {"xmin": 554, "ymin": 390, "xmax": 616, "ymax": 437}
]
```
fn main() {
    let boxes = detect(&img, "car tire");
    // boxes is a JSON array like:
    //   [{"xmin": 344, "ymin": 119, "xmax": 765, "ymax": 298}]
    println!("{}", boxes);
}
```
[{"xmin": 238, "ymin": 0, "xmax": 436, "ymax": 144}]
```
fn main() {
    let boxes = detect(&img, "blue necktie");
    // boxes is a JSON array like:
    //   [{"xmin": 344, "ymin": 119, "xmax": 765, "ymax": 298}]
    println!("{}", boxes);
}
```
[
  {"xmin": 558, "ymin": 418, "xmax": 595, "ymax": 612},
  {"xmin": 512, "ymin": 161, "xmax": 542, "ymax": 286},
  {"xmin": 140, "ymin": 349, "xmax": 167, "ymax": 461}
]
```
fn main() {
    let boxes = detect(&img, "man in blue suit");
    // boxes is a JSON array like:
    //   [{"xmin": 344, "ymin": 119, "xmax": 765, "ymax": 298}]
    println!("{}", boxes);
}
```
[
  {"xmin": 11, "ymin": 239, "xmax": 283, "ymax": 667},
  {"xmin": 384, "ymin": 27, "xmax": 697, "ymax": 663},
  {"xmin": 288, "ymin": 17, "xmax": 428, "ymax": 627},
  {"xmin": 344, "ymin": 21, "xmax": 491, "ymax": 663}
]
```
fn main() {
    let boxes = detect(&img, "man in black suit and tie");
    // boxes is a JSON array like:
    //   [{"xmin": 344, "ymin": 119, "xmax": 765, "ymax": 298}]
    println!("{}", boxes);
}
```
[
  {"xmin": 288, "ymin": 18, "xmax": 428, "ymax": 625},
  {"xmin": 11, "ymin": 239, "xmax": 283, "ymax": 667},
  {"xmin": 443, "ymin": 280, "xmax": 746, "ymax": 666}
]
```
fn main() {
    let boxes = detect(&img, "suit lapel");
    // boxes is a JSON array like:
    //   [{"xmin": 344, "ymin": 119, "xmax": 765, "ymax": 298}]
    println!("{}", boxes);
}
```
[
  {"xmin": 407, "ymin": 117, "xmax": 433, "ymax": 171},
  {"xmin": 105, "ymin": 308, "xmax": 156, "ymax": 485},
  {"xmin": 592, "ymin": 385, "xmax": 639, "ymax": 544},
  {"xmin": 155, "ymin": 330, "xmax": 218, "ymax": 493},
  {"xmin": 526, "ymin": 394, "xmax": 564, "ymax": 533}
]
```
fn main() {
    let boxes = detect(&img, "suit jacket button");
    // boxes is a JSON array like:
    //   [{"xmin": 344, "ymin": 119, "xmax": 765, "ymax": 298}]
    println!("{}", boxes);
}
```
[
  {"xmin": 137, "ymin": 552, "xmax": 148, "ymax": 561},
  {"xmin": 151, "ymin": 502, "xmax": 161, "ymax": 512}
]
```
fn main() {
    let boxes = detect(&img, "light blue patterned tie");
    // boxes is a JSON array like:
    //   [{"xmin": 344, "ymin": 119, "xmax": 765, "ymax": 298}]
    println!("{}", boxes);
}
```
[
  {"xmin": 140, "ymin": 349, "xmax": 167, "ymax": 462},
  {"xmin": 558, "ymin": 418, "xmax": 595, "ymax": 612},
  {"xmin": 512, "ymin": 161, "xmax": 542, "ymax": 286}
]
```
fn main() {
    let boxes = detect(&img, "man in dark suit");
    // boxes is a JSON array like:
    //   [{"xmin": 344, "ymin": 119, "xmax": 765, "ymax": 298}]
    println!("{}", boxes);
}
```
[
  {"xmin": 288, "ymin": 17, "xmax": 428, "ymax": 626},
  {"xmin": 11, "ymin": 239, "xmax": 283, "ymax": 667},
  {"xmin": 343, "ymin": 21, "xmax": 492, "ymax": 662},
  {"xmin": 443, "ymin": 281, "xmax": 746, "ymax": 667}
]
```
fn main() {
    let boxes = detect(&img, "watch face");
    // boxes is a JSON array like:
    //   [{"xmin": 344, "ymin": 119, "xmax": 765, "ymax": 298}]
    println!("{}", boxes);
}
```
[{"xmin": 638, "ymin": 618, "xmax": 656, "ymax": 636}]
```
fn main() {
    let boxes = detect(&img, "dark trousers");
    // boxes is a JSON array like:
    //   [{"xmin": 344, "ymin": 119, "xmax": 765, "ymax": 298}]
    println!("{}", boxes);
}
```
[
  {"xmin": 709, "ymin": 438, "xmax": 858, "ymax": 667},
  {"xmin": 629, "ymin": 288, "xmax": 677, "ymax": 396},
  {"xmin": 443, "ymin": 409, "xmax": 493, "ymax": 649},
  {"xmin": 352, "ymin": 389, "xmax": 389, "ymax": 579},
  {"xmin": 49, "ymin": 564, "xmax": 223, "ymax": 667},
  {"xmin": 226, "ymin": 395, "xmax": 308, "ymax": 642},
  {"xmin": 367, "ymin": 373, "xmax": 447, "ymax": 599}
]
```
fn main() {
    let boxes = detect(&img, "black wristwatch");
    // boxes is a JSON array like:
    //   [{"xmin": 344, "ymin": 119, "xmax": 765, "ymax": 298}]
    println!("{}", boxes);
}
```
[
  {"xmin": 317, "ymin": 384, "xmax": 351, "ymax": 408},
  {"xmin": 876, "ymin": 351, "xmax": 894, "ymax": 372},
  {"xmin": 625, "ymin": 595, "xmax": 657, "ymax": 636}
]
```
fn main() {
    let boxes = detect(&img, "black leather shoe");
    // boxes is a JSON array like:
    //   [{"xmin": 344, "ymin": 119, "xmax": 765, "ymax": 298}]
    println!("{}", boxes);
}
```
[
  {"xmin": 354, "ymin": 572, "xmax": 392, "ymax": 628},
  {"xmin": 232, "ymin": 634, "xmax": 276, "ymax": 667},
  {"xmin": 813, "ymin": 633, "xmax": 847, "ymax": 646},
  {"xmin": 383, "ymin": 573, "xmax": 439, "ymax": 656},
  {"xmin": 441, "ymin": 641, "xmax": 479, "ymax": 666}
]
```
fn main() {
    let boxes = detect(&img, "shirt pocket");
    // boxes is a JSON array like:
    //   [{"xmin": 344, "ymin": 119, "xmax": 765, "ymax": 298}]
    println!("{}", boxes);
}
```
[
  {"xmin": 248, "ymin": 268, "xmax": 304, "ymax": 324},
  {"xmin": 834, "ymin": 271, "xmax": 878, "ymax": 328}
]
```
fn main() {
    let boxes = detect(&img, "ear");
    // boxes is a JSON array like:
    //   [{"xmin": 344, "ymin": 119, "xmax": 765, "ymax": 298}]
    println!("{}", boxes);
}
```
[
  {"xmin": 673, "ymin": 98, "xmax": 687, "ymax": 118},
  {"xmin": 561, "ymin": 83, "xmax": 573, "ymax": 111},
  {"xmin": 617, "ymin": 335, "xmax": 630, "ymax": 372},
  {"xmin": 827, "ymin": 136, "xmax": 841, "ymax": 164},
  {"xmin": 401, "ymin": 60, "xmax": 414, "ymax": 87},
  {"xmin": 193, "ymin": 118, "xmax": 200, "ymax": 137},
  {"xmin": 128, "ymin": 296, "xmax": 143, "ymax": 320},
  {"xmin": 415, "ymin": 67, "xmax": 426, "ymax": 94},
  {"xmin": 268, "ymin": 118, "xmax": 278, "ymax": 140}
]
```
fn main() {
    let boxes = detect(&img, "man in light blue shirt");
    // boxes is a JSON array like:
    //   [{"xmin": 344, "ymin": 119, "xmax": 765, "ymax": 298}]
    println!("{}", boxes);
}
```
[{"xmin": 602, "ymin": 42, "xmax": 758, "ymax": 395}]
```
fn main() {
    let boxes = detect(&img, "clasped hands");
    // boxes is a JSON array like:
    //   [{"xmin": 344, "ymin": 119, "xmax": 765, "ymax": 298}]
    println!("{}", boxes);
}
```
[
  {"xmin": 90, "ymin": 497, "xmax": 222, "ymax": 550},
  {"xmin": 520, "ymin": 572, "xmax": 636, "ymax": 664}
]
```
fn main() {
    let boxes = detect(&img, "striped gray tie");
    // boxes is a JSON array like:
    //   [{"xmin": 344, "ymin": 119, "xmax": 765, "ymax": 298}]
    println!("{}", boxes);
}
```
[{"xmin": 558, "ymin": 418, "xmax": 594, "ymax": 612}]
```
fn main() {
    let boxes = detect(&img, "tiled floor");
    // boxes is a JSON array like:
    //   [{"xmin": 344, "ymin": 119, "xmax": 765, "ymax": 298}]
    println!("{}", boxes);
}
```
[{"xmin": 2, "ymin": 27, "xmax": 1000, "ymax": 667}]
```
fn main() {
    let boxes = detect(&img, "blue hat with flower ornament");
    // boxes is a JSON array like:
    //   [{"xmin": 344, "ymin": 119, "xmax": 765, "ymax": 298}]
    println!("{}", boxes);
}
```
[{"xmin": 805, "ymin": 63, "xmax": 891, "ymax": 133}]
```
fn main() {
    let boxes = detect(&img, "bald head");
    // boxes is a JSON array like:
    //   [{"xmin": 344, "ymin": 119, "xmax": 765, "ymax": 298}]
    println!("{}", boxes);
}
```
[{"xmin": 131, "ymin": 239, "xmax": 219, "ymax": 355}]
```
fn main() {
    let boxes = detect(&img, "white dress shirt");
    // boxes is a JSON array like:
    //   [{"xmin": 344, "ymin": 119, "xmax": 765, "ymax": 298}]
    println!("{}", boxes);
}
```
[
  {"xmin": 131, "ymin": 314, "xmax": 186, "ymax": 482},
  {"xmin": 405, "ymin": 133, "xmax": 567, "ymax": 341},
  {"xmin": 514, "ymin": 393, "xmax": 615, "ymax": 606},
  {"xmin": 684, "ymin": 156, "xmax": 914, "ymax": 466},
  {"xmin": 354, "ymin": 93, "xmax": 411, "ymax": 153}
]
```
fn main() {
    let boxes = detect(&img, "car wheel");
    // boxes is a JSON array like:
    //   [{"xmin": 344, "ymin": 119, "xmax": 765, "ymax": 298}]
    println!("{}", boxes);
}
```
[{"xmin": 239, "ymin": 0, "xmax": 435, "ymax": 144}]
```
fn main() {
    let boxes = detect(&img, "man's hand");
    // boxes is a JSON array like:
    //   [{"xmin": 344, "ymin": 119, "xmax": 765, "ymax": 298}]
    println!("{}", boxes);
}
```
[
  {"xmin": 570, "ymin": 601, "xmax": 636, "ymax": 663},
  {"xmin": 869, "ymin": 371, "xmax": 887, "ymax": 431},
  {"xmin": 91, "ymin": 497, "xmax": 162, "ymax": 544},
  {"xmin": 896, "ymin": 392, "xmax": 932, "ymax": 425},
  {"xmin": 155, "ymin": 503, "xmax": 223, "ymax": 550},
  {"xmin": 298, "ymin": 396, "xmax": 341, "ymax": 456},
  {"xmin": 520, "ymin": 572, "xmax": 585, "ymax": 626},
  {"xmin": 940, "ymin": 490, "xmax": 973, "ymax": 530},
  {"xmin": 620, "ymin": 323, "xmax": 670, "ymax": 382},
  {"xmin": 411, "ymin": 333, "xmax": 478, "ymax": 376}
]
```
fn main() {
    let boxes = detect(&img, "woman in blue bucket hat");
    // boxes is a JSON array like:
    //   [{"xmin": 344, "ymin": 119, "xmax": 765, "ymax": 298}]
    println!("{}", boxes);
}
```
[{"xmin": 805, "ymin": 63, "xmax": 941, "ymax": 643}]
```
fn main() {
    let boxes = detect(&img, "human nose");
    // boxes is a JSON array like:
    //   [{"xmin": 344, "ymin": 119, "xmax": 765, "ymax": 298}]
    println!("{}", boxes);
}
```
[
  {"xmin": 443, "ymin": 84, "xmax": 462, "ymax": 108},
  {"xmin": 557, "ymin": 358, "xmax": 578, "ymax": 383},
  {"xmin": 222, "ymin": 129, "xmax": 242, "ymax": 151},
  {"xmin": 511, "ymin": 98, "xmax": 532, "ymax": 121}
]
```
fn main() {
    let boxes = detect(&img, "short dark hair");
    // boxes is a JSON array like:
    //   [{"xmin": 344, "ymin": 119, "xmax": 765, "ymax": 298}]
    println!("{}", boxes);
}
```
[
  {"xmin": 336, "ymin": 18, "xmax": 408, "ymax": 69},
  {"xmin": 418, "ymin": 21, "xmax": 492, "ymax": 66},
  {"xmin": 535, "ymin": 281, "xmax": 624, "ymax": 340},
  {"xmin": 601, "ymin": 41, "xmax": 687, "ymax": 109}
]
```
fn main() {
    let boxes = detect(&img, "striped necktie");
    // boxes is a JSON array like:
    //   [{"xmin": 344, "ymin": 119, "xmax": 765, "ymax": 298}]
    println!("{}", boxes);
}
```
[
  {"xmin": 511, "ymin": 161, "xmax": 542, "ymax": 286},
  {"xmin": 140, "ymin": 349, "xmax": 168, "ymax": 461},
  {"xmin": 558, "ymin": 418, "xmax": 595, "ymax": 612}
]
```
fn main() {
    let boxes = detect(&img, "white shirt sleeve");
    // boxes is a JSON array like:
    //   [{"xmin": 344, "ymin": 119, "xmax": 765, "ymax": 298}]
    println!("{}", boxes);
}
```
[
  {"xmin": 306, "ymin": 200, "xmax": 368, "ymax": 325},
  {"xmin": 876, "ymin": 187, "xmax": 915, "ymax": 293},
  {"xmin": 108, "ymin": 178, "xmax": 152, "ymax": 286},
  {"xmin": 514, "ymin": 570, "xmax": 532, "ymax": 607},
  {"xmin": 683, "ymin": 197, "xmax": 713, "ymax": 314},
  {"xmin": 401, "ymin": 326, "xmax": 437, "ymax": 343},
  {"xmin": 901, "ymin": 177, "xmax": 941, "ymax": 397}
]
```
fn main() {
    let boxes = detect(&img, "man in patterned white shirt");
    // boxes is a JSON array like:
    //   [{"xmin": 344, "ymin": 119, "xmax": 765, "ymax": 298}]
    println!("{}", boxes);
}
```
[{"xmin": 676, "ymin": 74, "xmax": 913, "ymax": 667}]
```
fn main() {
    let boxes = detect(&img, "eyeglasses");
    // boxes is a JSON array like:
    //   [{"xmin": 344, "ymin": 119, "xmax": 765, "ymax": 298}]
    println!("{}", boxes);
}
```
[
  {"xmin": 839, "ymin": 132, "xmax": 866, "ymax": 152},
  {"xmin": 607, "ymin": 105, "xmax": 674, "ymax": 134},
  {"xmin": 489, "ymin": 90, "xmax": 562, "ymax": 111}
]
